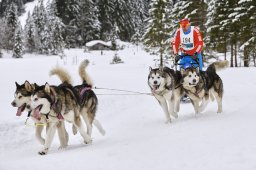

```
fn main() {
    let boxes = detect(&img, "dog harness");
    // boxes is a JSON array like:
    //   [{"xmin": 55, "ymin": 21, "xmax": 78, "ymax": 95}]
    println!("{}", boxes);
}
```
[{"xmin": 79, "ymin": 86, "xmax": 92, "ymax": 98}]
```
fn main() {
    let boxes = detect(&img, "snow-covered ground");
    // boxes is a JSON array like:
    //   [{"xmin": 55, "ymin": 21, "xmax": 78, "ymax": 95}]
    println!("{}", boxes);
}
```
[{"xmin": 1, "ymin": 44, "xmax": 256, "ymax": 170}]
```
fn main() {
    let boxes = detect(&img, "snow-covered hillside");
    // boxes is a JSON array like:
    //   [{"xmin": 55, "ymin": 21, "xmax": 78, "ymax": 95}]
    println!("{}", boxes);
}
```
[{"xmin": 0, "ymin": 44, "xmax": 256, "ymax": 170}]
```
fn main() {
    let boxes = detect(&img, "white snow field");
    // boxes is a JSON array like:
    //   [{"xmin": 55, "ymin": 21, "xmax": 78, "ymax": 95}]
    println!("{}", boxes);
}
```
[{"xmin": 0, "ymin": 44, "xmax": 256, "ymax": 170}]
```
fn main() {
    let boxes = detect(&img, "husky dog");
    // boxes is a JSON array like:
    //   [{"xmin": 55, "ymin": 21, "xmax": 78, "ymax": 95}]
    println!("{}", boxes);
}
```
[
  {"xmin": 29, "ymin": 73, "xmax": 92, "ymax": 147},
  {"xmin": 50, "ymin": 59, "xmax": 106, "ymax": 137},
  {"xmin": 11, "ymin": 81, "xmax": 69, "ymax": 155},
  {"xmin": 74, "ymin": 59, "xmax": 106, "ymax": 136},
  {"xmin": 148, "ymin": 67, "xmax": 184, "ymax": 123},
  {"xmin": 181, "ymin": 60, "xmax": 229, "ymax": 114}
]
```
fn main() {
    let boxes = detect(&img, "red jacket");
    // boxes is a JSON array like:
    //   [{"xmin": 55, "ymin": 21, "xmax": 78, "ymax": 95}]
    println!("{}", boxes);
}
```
[{"xmin": 172, "ymin": 26, "xmax": 204, "ymax": 55}]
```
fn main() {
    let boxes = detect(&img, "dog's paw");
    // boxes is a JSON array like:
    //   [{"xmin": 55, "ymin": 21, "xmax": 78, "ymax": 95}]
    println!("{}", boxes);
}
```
[
  {"xmin": 58, "ymin": 145, "xmax": 68, "ymax": 150},
  {"xmin": 84, "ymin": 138, "xmax": 92, "ymax": 144},
  {"xmin": 165, "ymin": 119, "xmax": 171, "ymax": 124},
  {"xmin": 171, "ymin": 112, "xmax": 178, "ymax": 119},
  {"xmin": 38, "ymin": 148, "xmax": 48, "ymax": 155}
]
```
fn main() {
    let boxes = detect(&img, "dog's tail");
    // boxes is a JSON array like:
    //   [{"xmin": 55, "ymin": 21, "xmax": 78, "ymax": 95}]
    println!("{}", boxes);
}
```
[
  {"xmin": 207, "ymin": 60, "xmax": 229, "ymax": 72},
  {"xmin": 50, "ymin": 67, "xmax": 72, "ymax": 84},
  {"xmin": 79, "ymin": 59, "xmax": 93, "ymax": 86}
]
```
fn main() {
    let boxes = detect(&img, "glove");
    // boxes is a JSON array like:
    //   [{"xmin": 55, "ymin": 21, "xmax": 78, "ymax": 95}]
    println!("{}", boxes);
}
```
[
  {"xmin": 191, "ymin": 52, "xmax": 198, "ymax": 59},
  {"xmin": 175, "ymin": 55, "xmax": 181, "ymax": 63},
  {"xmin": 180, "ymin": 47, "xmax": 186, "ymax": 54}
]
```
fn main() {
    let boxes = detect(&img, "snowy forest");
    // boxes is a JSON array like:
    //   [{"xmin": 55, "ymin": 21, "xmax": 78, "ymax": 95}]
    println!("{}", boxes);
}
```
[{"xmin": 0, "ymin": 0, "xmax": 255, "ymax": 67}]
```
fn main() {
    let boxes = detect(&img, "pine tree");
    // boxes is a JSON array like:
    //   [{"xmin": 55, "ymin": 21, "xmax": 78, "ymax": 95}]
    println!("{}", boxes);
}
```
[
  {"xmin": 143, "ymin": 0, "xmax": 170, "ymax": 48},
  {"xmin": 143, "ymin": 0, "xmax": 170, "ymax": 66},
  {"xmin": 78, "ymin": 0, "xmax": 100, "ymax": 45},
  {"xmin": 47, "ymin": 0, "xmax": 65, "ymax": 55},
  {"xmin": 33, "ymin": 1, "xmax": 49, "ymax": 54},
  {"xmin": 13, "ymin": 21, "xmax": 23, "ymax": 58},
  {"xmin": 4, "ymin": 3, "xmax": 18, "ymax": 50},
  {"xmin": 234, "ymin": 0, "xmax": 256, "ymax": 67},
  {"xmin": 0, "ymin": 0, "xmax": 25, "ymax": 17},
  {"xmin": 97, "ymin": 0, "xmax": 115, "ymax": 41},
  {"xmin": 205, "ymin": 0, "xmax": 229, "ymax": 53},
  {"xmin": 130, "ymin": 0, "xmax": 149, "ymax": 39},
  {"xmin": 55, "ymin": 0, "xmax": 80, "ymax": 47},
  {"xmin": 171, "ymin": 0, "xmax": 207, "ymax": 33},
  {"xmin": 112, "ymin": 0, "xmax": 135, "ymax": 41},
  {"xmin": 24, "ymin": 12, "xmax": 36, "ymax": 53}
]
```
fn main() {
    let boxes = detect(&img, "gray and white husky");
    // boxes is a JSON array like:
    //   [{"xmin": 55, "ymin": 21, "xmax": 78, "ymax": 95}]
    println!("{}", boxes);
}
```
[
  {"xmin": 11, "ymin": 81, "xmax": 69, "ymax": 155},
  {"xmin": 29, "ymin": 60, "xmax": 105, "ymax": 152},
  {"xmin": 148, "ymin": 67, "xmax": 184, "ymax": 123},
  {"xmin": 49, "ymin": 59, "xmax": 106, "ymax": 137},
  {"xmin": 181, "ymin": 60, "xmax": 229, "ymax": 114}
]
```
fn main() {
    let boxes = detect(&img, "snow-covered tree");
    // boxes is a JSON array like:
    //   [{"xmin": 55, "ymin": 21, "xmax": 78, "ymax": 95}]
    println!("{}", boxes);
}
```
[
  {"xmin": 24, "ymin": 12, "xmax": 36, "ymax": 53},
  {"xmin": 78, "ymin": 0, "xmax": 100, "ymax": 45},
  {"xmin": 97, "ymin": 0, "xmax": 115, "ymax": 41},
  {"xmin": 233, "ymin": 0, "xmax": 256, "ymax": 67},
  {"xmin": 47, "ymin": 0, "xmax": 65, "ymax": 54},
  {"xmin": 3, "ymin": 3, "xmax": 18, "ymax": 50},
  {"xmin": 143, "ymin": 0, "xmax": 170, "ymax": 48},
  {"xmin": 143, "ymin": 0, "xmax": 171, "ymax": 66},
  {"xmin": 205, "ymin": 0, "xmax": 229, "ymax": 53},
  {"xmin": 13, "ymin": 21, "xmax": 23, "ymax": 58},
  {"xmin": 171, "ymin": 0, "xmax": 207, "ymax": 33}
]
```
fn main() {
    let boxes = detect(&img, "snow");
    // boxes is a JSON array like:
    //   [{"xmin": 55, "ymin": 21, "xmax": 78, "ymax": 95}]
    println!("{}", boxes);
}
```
[{"xmin": 1, "ymin": 44, "xmax": 256, "ymax": 170}]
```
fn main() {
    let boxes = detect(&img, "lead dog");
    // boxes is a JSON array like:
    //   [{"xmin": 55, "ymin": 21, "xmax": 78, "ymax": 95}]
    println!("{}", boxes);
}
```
[
  {"xmin": 148, "ymin": 67, "xmax": 184, "ymax": 123},
  {"xmin": 29, "ymin": 74, "xmax": 92, "ymax": 149},
  {"xmin": 11, "ymin": 81, "xmax": 69, "ymax": 155},
  {"xmin": 181, "ymin": 60, "xmax": 229, "ymax": 114}
]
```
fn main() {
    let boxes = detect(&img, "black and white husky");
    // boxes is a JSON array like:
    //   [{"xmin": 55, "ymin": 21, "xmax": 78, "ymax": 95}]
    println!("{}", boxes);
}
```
[
  {"xmin": 181, "ymin": 60, "xmax": 229, "ymax": 114},
  {"xmin": 11, "ymin": 81, "xmax": 69, "ymax": 155},
  {"xmin": 148, "ymin": 67, "xmax": 184, "ymax": 123},
  {"xmin": 29, "ymin": 60, "xmax": 105, "ymax": 153}
]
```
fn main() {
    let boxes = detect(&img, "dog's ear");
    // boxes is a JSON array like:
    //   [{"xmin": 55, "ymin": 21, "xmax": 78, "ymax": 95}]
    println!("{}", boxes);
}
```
[
  {"xmin": 15, "ymin": 82, "xmax": 20, "ymax": 88},
  {"xmin": 33, "ymin": 83, "xmax": 39, "ymax": 90},
  {"xmin": 44, "ymin": 83, "xmax": 51, "ymax": 94},
  {"xmin": 24, "ymin": 80, "xmax": 32, "ymax": 91}
]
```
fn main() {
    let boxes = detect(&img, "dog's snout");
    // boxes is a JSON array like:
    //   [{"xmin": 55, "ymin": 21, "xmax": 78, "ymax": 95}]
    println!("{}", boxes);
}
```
[
  {"xmin": 26, "ymin": 105, "xmax": 31, "ymax": 110},
  {"xmin": 154, "ymin": 81, "xmax": 158, "ymax": 85},
  {"xmin": 11, "ymin": 101, "xmax": 16, "ymax": 107},
  {"xmin": 193, "ymin": 79, "xmax": 197, "ymax": 83}
]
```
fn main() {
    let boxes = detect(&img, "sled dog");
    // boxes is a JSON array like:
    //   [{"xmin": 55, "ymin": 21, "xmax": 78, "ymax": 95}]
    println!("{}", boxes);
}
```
[
  {"xmin": 181, "ymin": 60, "xmax": 229, "ymax": 114},
  {"xmin": 11, "ymin": 81, "xmax": 69, "ymax": 155},
  {"xmin": 148, "ymin": 66, "xmax": 184, "ymax": 123},
  {"xmin": 29, "ymin": 73, "xmax": 92, "ymax": 147},
  {"xmin": 50, "ymin": 59, "xmax": 106, "ymax": 137},
  {"xmin": 74, "ymin": 59, "xmax": 106, "ymax": 136}
]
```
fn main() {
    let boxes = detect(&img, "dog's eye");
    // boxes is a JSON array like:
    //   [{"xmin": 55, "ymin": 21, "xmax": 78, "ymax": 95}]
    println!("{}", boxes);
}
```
[
  {"xmin": 157, "ymin": 76, "xmax": 160, "ymax": 79},
  {"xmin": 18, "ymin": 96, "xmax": 22, "ymax": 99},
  {"xmin": 189, "ymin": 75, "xmax": 192, "ymax": 77},
  {"xmin": 34, "ymin": 98, "xmax": 38, "ymax": 101}
]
